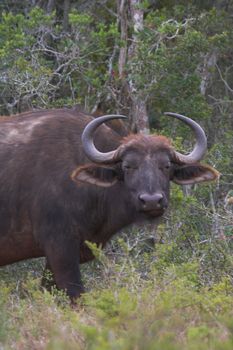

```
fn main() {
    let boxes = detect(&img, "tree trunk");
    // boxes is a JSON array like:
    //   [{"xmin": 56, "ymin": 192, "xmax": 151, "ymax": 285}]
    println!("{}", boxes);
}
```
[
  {"xmin": 128, "ymin": 0, "xmax": 149, "ymax": 134},
  {"xmin": 62, "ymin": 0, "xmax": 70, "ymax": 31},
  {"xmin": 131, "ymin": 99, "xmax": 149, "ymax": 134},
  {"xmin": 117, "ymin": 0, "xmax": 149, "ymax": 134},
  {"xmin": 118, "ymin": 0, "xmax": 128, "ymax": 79},
  {"xmin": 199, "ymin": 51, "xmax": 217, "ymax": 96},
  {"xmin": 46, "ymin": 0, "xmax": 55, "ymax": 14}
]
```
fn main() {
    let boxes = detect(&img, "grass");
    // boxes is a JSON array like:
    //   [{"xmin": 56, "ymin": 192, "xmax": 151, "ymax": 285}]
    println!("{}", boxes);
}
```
[{"xmin": 1, "ymin": 230, "xmax": 233, "ymax": 350}]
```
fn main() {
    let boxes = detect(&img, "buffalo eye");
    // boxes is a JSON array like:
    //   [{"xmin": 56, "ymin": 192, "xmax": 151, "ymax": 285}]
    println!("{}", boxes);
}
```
[
  {"xmin": 123, "ymin": 162, "xmax": 138, "ymax": 171},
  {"xmin": 165, "ymin": 162, "xmax": 171, "ymax": 170},
  {"xmin": 124, "ymin": 165, "xmax": 135, "ymax": 170},
  {"xmin": 159, "ymin": 161, "xmax": 171, "ymax": 171}
]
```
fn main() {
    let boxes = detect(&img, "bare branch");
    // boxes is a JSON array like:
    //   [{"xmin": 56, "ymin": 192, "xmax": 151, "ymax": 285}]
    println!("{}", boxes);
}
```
[{"xmin": 216, "ymin": 63, "xmax": 233, "ymax": 94}]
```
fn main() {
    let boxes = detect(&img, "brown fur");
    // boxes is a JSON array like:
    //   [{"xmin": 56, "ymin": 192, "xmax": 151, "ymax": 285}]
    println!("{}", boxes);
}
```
[{"xmin": 0, "ymin": 108, "xmax": 218, "ymax": 300}]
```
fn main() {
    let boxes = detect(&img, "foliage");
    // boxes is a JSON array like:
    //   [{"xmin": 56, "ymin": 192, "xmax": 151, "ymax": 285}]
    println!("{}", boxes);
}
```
[{"xmin": 0, "ymin": 7, "xmax": 119, "ymax": 113}]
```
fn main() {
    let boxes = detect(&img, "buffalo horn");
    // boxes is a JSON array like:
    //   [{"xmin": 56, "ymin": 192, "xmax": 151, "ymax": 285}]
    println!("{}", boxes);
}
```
[
  {"xmin": 82, "ymin": 114, "xmax": 127, "ymax": 163},
  {"xmin": 164, "ymin": 112, "xmax": 207, "ymax": 163}
]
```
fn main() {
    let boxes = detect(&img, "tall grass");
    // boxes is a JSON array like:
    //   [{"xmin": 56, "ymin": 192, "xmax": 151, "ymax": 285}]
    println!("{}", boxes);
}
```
[{"xmin": 0, "ymin": 231, "xmax": 233, "ymax": 349}]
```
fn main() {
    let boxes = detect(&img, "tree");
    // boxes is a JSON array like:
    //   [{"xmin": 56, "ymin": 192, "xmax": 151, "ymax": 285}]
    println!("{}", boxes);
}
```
[
  {"xmin": 0, "ymin": 0, "xmax": 233, "ymax": 147},
  {"xmin": 117, "ymin": 0, "xmax": 149, "ymax": 133}
]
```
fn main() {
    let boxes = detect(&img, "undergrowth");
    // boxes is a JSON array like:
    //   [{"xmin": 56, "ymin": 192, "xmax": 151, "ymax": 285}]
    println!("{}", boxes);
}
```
[{"xmin": 0, "ymin": 236, "xmax": 233, "ymax": 349}]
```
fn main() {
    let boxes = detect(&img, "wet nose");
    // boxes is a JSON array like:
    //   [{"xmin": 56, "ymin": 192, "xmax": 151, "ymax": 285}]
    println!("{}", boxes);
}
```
[{"xmin": 138, "ymin": 193, "xmax": 166, "ymax": 211}]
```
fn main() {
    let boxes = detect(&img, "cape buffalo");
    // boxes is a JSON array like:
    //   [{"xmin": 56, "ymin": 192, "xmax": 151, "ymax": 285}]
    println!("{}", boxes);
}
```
[{"xmin": 0, "ymin": 109, "xmax": 219, "ymax": 300}]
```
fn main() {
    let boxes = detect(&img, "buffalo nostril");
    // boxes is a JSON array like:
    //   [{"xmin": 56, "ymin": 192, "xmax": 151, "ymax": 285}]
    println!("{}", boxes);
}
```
[
  {"xmin": 138, "ymin": 194, "xmax": 147, "ymax": 208},
  {"xmin": 155, "ymin": 195, "xmax": 163, "ymax": 209},
  {"xmin": 138, "ymin": 194, "xmax": 145, "ymax": 203},
  {"xmin": 157, "ymin": 195, "xmax": 163, "ymax": 207}
]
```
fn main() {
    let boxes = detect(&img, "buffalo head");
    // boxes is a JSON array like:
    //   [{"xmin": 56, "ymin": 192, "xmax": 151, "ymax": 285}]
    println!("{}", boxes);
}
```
[{"xmin": 72, "ymin": 113, "xmax": 219, "ymax": 218}]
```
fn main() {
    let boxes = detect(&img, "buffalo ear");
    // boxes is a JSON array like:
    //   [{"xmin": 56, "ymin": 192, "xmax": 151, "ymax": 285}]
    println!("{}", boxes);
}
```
[
  {"xmin": 172, "ymin": 164, "xmax": 220, "ymax": 185},
  {"xmin": 71, "ymin": 164, "xmax": 118, "ymax": 187}
]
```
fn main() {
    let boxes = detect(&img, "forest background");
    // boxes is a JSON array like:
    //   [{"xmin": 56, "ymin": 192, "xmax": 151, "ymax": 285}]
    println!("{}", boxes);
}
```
[{"xmin": 1, "ymin": 1, "xmax": 233, "ymax": 349}]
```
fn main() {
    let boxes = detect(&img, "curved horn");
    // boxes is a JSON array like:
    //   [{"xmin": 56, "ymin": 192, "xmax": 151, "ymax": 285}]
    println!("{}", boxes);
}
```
[
  {"xmin": 164, "ymin": 112, "xmax": 207, "ymax": 163},
  {"xmin": 82, "ymin": 114, "xmax": 127, "ymax": 164}
]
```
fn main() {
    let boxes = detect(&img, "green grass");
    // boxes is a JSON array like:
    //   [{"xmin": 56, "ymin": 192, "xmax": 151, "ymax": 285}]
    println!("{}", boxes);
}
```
[{"xmin": 1, "ymin": 235, "xmax": 233, "ymax": 350}]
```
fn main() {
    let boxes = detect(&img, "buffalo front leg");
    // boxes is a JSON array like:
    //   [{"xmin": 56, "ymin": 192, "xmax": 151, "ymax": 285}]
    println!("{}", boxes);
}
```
[
  {"xmin": 43, "ymin": 237, "xmax": 84, "ymax": 301},
  {"xmin": 41, "ymin": 260, "xmax": 56, "ymax": 292}
]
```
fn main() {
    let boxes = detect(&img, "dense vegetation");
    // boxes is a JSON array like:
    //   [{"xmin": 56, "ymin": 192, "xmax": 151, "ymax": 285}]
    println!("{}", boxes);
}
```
[{"xmin": 0, "ymin": 0, "xmax": 233, "ymax": 349}]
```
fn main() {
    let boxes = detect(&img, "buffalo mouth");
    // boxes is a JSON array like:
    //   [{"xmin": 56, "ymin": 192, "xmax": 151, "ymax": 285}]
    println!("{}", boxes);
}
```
[{"xmin": 140, "ymin": 207, "xmax": 166, "ymax": 218}]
